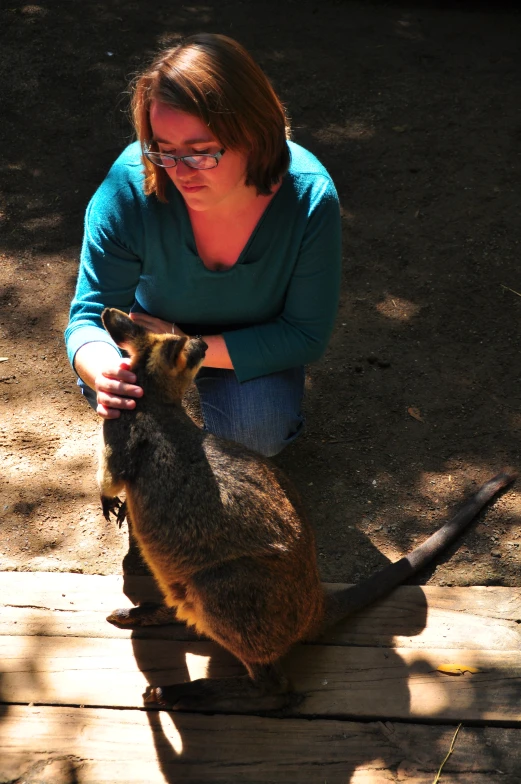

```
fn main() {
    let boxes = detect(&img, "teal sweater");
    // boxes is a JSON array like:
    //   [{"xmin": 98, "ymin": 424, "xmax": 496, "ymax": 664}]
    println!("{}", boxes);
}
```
[{"xmin": 66, "ymin": 140, "xmax": 342, "ymax": 382}]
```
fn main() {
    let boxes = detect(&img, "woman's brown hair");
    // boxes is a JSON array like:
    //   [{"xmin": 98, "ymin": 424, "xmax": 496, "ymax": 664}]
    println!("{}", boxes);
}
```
[{"xmin": 132, "ymin": 33, "xmax": 291, "ymax": 202}]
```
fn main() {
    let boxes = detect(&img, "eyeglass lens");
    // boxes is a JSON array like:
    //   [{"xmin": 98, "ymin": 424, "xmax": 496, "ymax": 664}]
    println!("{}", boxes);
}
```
[{"xmin": 145, "ymin": 152, "xmax": 218, "ymax": 170}]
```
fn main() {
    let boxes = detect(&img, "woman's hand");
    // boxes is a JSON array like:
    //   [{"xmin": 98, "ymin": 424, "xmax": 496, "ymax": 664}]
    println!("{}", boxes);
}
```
[
  {"xmin": 94, "ymin": 359, "xmax": 143, "ymax": 419},
  {"xmin": 129, "ymin": 312, "xmax": 187, "ymax": 337}
]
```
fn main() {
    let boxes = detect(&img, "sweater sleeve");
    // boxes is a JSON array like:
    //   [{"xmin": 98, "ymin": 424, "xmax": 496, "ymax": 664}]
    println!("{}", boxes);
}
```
[
  {"xmin": 65, "ymin": 175, "xmax": 144, "ymax": 368},
  {"xmin": 223, "ymin": 178, "xmax": 342, "ymax": 382}
]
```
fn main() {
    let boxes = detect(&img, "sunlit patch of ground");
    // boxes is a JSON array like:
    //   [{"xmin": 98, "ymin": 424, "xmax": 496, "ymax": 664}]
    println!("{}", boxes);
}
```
[{"xmin": 0, "ymin": 399, "xmax": 127, "ymax": 574}]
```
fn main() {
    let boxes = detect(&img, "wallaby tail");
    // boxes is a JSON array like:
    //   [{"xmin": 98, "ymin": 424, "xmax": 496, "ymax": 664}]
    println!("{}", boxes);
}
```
[{"xmin": 322, "ymin": 470, "xmax": 517, "ymax": 630}]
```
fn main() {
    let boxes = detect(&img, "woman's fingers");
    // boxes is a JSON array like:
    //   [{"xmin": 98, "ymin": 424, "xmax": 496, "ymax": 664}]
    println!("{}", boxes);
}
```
[
  {"xmin": 98, "ymin": 387, "xmax": 140, "ymax": 405},
  {"xmin": 96, "ymin": 403, "xmax": 121, "ymax": 419},
  {"xmin": 97, "ymin": 391, "xmax": 138, "ymax": 410},
  {"xmin": 95, "ymin": 388, "xmax": 140, "ymax": 419},
  {"xmin": 93, "ymin": 361, "xmax": 143, "ymax": 418},
  {"xmin": 96, "ymin": 383, "xmax": 142, "ymax": 404}
]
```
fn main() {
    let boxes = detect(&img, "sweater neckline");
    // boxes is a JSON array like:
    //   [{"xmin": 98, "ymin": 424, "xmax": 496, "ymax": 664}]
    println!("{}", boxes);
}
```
[{"xmin": 170, "ymin": 174, "xmax": 290, "ymax": 274}]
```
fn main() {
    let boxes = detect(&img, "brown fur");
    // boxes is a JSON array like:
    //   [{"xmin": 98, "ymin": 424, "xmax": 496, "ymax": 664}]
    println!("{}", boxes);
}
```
[{"xmin": 99, "ymin": 308, "xmax": 516, "ymax": 713}]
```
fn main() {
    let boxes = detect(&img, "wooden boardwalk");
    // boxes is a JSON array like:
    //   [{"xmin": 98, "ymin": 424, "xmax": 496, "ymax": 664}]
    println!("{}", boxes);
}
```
[{"xmin": 1, "ymin": 572, "xmax": 521, "ymax": 783}]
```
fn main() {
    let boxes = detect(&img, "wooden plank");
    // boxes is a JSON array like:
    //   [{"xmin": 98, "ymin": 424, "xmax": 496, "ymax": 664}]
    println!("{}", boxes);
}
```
[
  {"xmin": 0, "ymin": 635, "xmax": 242, "ymax": 708},
  {"xmin": 0, "ymin": 606, "xmax": 199, "ymax": 641},
  {"xmin": 0, "ymin": 572, "xmax": 163, "ymax": 611},
  {"xmin": 287, "ymin": 644, "xmax": 521, "ymax": 722},
  {"xmin": 323, "ymin": 584, "xmax": 521, "ymax": 650},
  {"xmin": 2, "ymin": 572, "xmax": 521, "ymax": 650},
  {"xmin": 0, "ymin": 705, "xmax": 519, "ymax": 783},
  {"xmin": 2, "ymin": 634, "xmax": 521, "ymax": 722}
]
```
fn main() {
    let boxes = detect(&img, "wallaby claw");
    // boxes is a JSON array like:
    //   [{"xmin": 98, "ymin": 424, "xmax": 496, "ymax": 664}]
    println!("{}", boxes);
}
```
[
  {"xmin": 115, "ymin": 499, "xmax": 127, "ymax": 527},
  {"xmin": 144, "ymin": 686, "xmax": 168, "ymax": 708},
  {"xmin": 144, "ymin": 684, "xmax": 196, "ymax": 711},
  {"xmin": 101, "ymin": 496, "xmax": 127, "ymax": 527}
]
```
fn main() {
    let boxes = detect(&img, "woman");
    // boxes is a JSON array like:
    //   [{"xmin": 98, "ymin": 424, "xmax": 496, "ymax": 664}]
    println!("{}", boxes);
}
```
[{"xmin": 66, "ymin": 33, "xmax": 342, "ymax": 456}]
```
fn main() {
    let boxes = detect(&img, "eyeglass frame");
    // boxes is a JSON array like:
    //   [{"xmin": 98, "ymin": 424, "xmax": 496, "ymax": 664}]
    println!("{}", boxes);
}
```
[{"xmin": 143, "ymin": 141, "xmax": 225, "ymax": 170}]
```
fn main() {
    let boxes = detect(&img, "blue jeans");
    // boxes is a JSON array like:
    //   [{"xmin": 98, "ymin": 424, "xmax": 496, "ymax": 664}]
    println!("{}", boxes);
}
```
[{"xmin": 78, "ymin": 366, "xmax": 305, "ymax": 457}]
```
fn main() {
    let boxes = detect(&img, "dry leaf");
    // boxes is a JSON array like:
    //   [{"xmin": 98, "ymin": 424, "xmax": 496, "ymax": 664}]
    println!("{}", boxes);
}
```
[
  {"xmin": 407, "ymin": 406, "xmax": 424, "ymax": 422},
  {"xmin": 437, "ymin": 664, "xmax": 480, "ymax": 676}
]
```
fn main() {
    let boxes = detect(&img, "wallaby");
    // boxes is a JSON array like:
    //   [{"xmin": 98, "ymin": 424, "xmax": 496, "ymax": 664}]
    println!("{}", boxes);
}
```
[{"xmin": 99, "ymin": 308, "xmax": 516, "ymax": 712}]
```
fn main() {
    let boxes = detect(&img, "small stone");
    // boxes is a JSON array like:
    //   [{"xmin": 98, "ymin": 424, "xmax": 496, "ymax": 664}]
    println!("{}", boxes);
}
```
[{"xmin": 491, "ymin": 550, "xmax": 502, "ymax": 558}]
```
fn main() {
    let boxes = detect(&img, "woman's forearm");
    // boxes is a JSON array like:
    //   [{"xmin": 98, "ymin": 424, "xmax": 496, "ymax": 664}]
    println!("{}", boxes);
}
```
[
  {"xmin": 73, "ymin": 342, "xmax": 122, "ymax": 388},
  {"xmin": 200, "ymin": 334, "xmax": 234, "ymax": 370}
]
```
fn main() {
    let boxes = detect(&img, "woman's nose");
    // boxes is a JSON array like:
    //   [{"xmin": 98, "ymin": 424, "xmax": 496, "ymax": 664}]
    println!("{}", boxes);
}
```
[{"xmin": 176, "ymin": 159, "xmax": 197, "ymax": 178}]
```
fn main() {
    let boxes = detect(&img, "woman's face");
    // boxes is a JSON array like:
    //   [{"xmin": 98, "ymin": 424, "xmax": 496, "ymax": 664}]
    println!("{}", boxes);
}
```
[{"xmin": 149, "ymin": 101, "xmax": 249, "ymax": 212}]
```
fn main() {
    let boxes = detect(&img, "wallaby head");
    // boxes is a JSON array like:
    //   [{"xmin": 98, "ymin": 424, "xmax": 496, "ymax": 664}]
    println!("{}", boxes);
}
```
[{"xmin": 101, "ymin": 308, "xmax": 207, "ymax": 401}]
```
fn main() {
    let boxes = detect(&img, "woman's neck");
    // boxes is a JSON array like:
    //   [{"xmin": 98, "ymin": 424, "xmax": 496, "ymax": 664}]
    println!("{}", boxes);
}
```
[{"xmin": 187, "ymin": 182, "xmax": 282, "ymax": 270}]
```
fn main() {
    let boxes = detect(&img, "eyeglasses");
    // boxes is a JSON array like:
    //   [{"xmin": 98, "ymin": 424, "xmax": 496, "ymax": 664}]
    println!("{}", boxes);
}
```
[{"xmin": 143, "ymin": 141, "xmax": 225, "ymax": 170}]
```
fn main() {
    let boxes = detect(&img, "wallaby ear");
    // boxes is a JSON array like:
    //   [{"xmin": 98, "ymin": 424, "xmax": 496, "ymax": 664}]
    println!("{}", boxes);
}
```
[
  {"xmin": 164, "ymin": 336, "xmax": 187, "ymax": 368},
  {"xmin": 101, "ymin": 308, "xmax": 145, "ymax": 348}
]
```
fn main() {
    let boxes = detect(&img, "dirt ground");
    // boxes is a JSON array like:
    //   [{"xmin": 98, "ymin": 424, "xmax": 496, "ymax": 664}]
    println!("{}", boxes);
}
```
[{"xmin": 1, "ymin": 0, "xmax": 521, "ymax": 589}]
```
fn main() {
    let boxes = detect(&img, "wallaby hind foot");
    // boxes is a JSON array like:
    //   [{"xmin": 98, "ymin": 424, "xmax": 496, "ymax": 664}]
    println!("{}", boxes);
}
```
[
  {"xmin": 107, "ymin": 602, "xmax": 177, "ymax": 628},
  {"xmin": 144, "ymin": 662, "xmax": 295, "ymax": 713}
]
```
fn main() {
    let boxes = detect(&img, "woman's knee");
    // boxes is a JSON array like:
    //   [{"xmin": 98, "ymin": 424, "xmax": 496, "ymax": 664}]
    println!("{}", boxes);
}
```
[
  {"xmin": 196, "ymin": 366, "xmax": 306, "ymax": 456},
  {"xmin": 217, "ymin": 412, "xmax": 304, "ymax": 457}
]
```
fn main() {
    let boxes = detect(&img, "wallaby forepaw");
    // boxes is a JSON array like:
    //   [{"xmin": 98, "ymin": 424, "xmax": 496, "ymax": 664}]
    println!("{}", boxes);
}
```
[{"xmin": 101, "ymin": 496, "xmax": 127, "ymax": 527}]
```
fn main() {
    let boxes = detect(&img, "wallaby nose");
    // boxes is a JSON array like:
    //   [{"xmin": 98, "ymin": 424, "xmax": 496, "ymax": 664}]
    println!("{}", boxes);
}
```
[
  {"xmin": 191, "ymin": 337, "xmax": 208, "ymax": 354},
  {"xmin": 186, "ymin": 336, "xmax": 208, "ymax": 368}
]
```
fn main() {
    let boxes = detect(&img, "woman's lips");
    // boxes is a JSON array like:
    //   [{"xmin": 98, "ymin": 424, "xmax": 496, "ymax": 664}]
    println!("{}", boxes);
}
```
[{"xmin": 180, "ymin": 183, "xmax": 205, "ymax": 193}]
